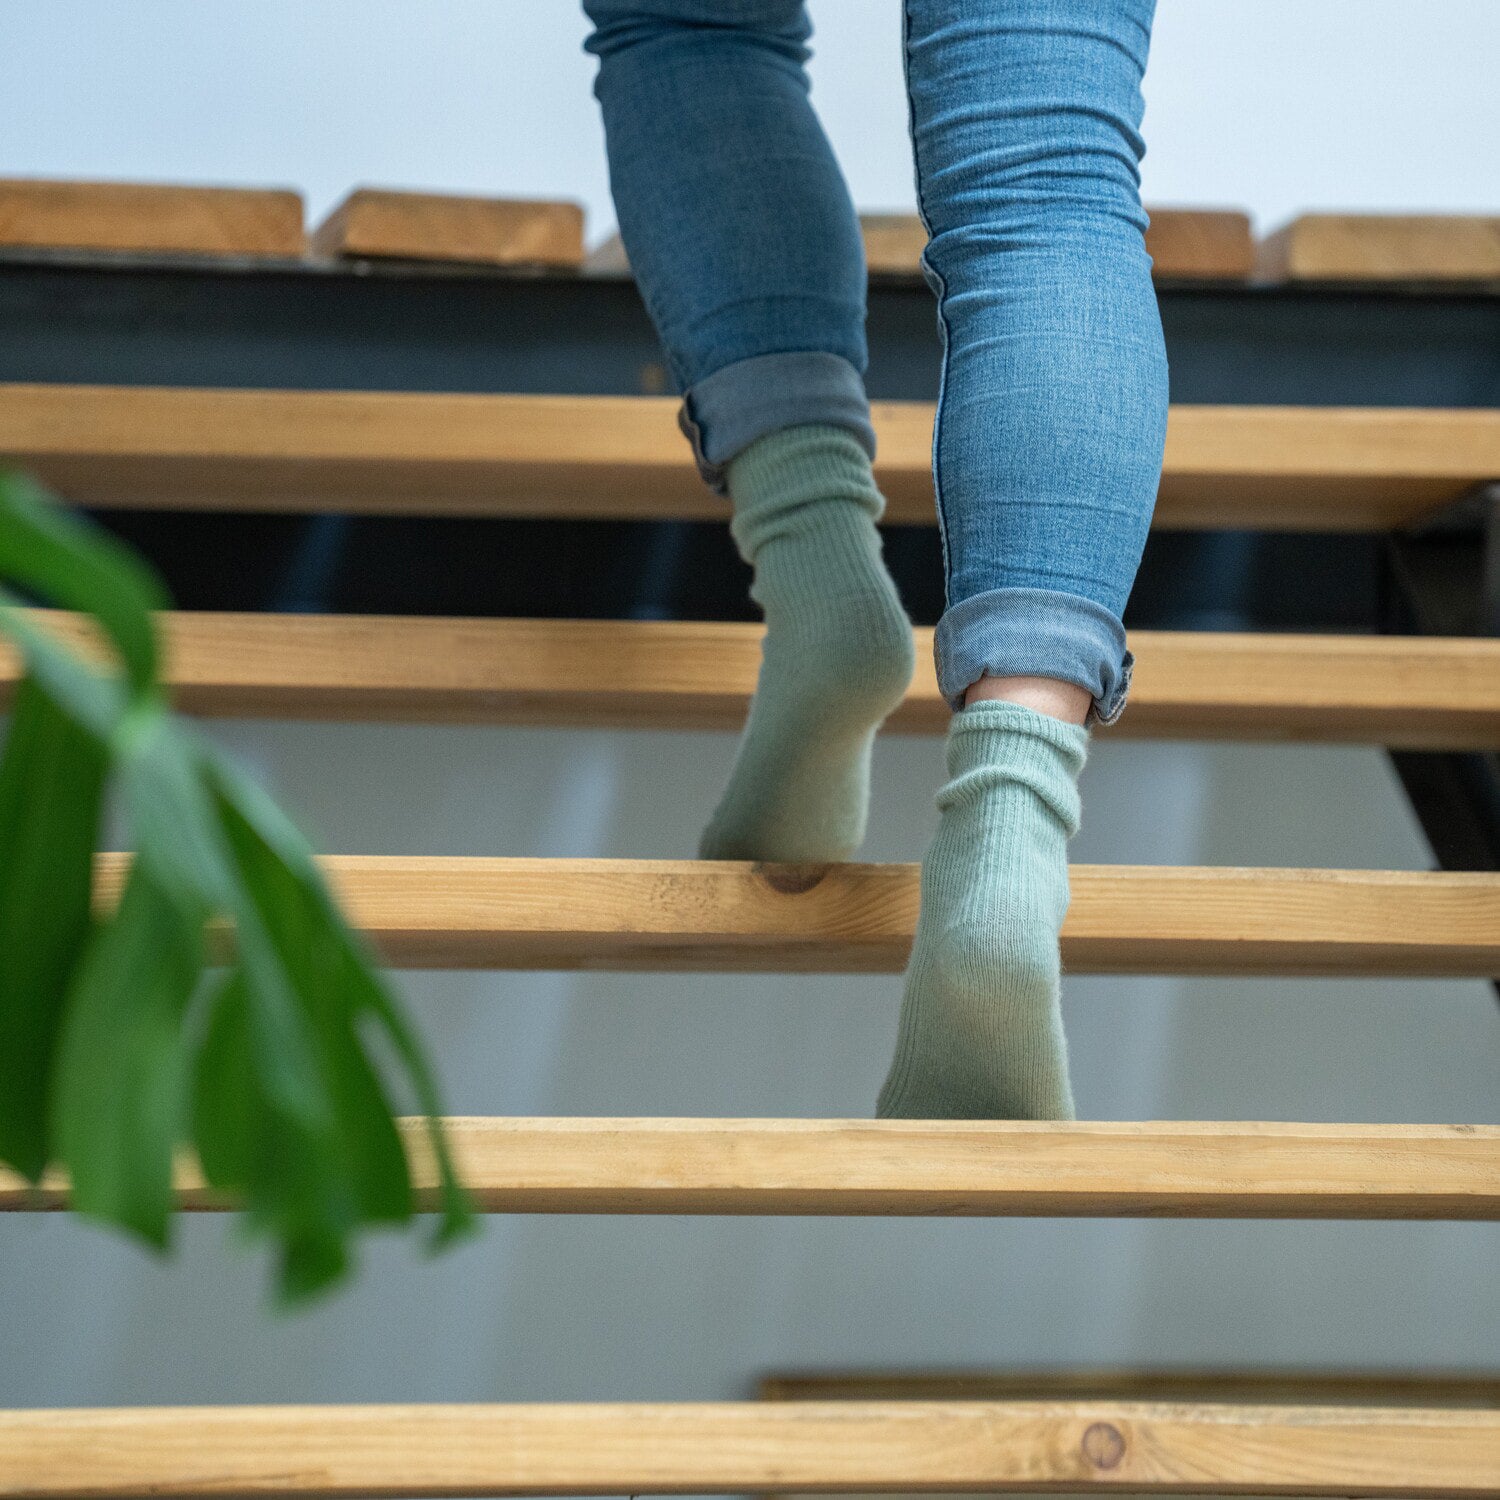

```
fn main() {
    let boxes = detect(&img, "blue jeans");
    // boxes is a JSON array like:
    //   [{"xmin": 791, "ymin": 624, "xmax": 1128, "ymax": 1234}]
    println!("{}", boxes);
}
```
[{"xmin": 583, "ymin": 1, "xmax": 1168, "ymax": 724}]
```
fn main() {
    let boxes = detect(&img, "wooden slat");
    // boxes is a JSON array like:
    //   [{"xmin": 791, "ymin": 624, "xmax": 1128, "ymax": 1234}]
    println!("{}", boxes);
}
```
[
  {"xmin": 2, "ymin": 385, "xmax": 1497, "ymax": 529},
  {"xmin": 8, "ymin": 612, "xmax": 1499, "ymax": 748},
  {"xmin": 85, "ymin": 854, "xmax": 1500, "ymax": 976},
  {"xmin": 7, "ymin": 1119, "xmax": 1500, "ymax": 1217},
  {"xmin": 0, "ymin": 179, "xmax": 304, "ymax": 259},
  {"xmin": 2, "ymin": 1400, "xmax": 1498, "ymax": 1497},
  {"xmin": 590, "ymin": 207, "xmax": 1255, "ymax": 281},
  {"xmin": 1143, "ymin": 208, "xmax": 1256, "ymax": 280},
  {"xmin": 761, "ymin": 1367, "xmax": 1500, "ymax": 1408},
  {"xmin": 758, "ymin": 1373, "xmax": 1500, "ymax": 1500},
  {"xmin": 311, "ymin": 188, "xmax": 584, "ymax": 268},
  {"xmin": 1258, "ymin": 213, "xmax": 1500, "ymax": 285}
]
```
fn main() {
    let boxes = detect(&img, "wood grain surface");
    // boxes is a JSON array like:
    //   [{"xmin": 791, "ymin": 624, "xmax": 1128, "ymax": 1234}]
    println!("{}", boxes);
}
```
[
  {"xmin": 3, "ymin": 384, "xmax": 1497, "ymax": 527},
  {"xmin": 0, "ymin": 178, "xmax": 304, "ymax": 257},
  {"xmin": 312, "ymin": 188, "xmax": 583, "ymax": 268},
  {"xmin": 81, "ymin": 854, "xmax": 1500, "ymax": 975},
  {"xmin": 7, "ymin": 611, "xmax": 1497, "ymax": 746},
  {"xmin": 7, "ymin": 1119, "xmax": 1499, "ymax": 1219},
  {"xmin": 1258, "ymin": 213, "xmax": 1500, "ymax": 283},
  {"xmin": 2, "ymin": 1399, "xmax": 1498, "ymax": 1496}
]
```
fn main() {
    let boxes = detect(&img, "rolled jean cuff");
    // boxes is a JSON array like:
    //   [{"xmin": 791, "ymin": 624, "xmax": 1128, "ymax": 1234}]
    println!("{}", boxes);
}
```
[
  {"xmin": 677, "ymin": 351, "xmax": 877, "ymax": 494},
  {"xmin": 934, "ymin": 586, "xmax": 1134, "ymax": 727}
]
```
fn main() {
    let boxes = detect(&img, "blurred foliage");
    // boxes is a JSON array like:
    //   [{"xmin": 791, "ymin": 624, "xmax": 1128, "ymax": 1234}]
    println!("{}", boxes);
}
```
[{"xmin": 0, "ymin": 471, "xmax": 473, "ymax": 1303}]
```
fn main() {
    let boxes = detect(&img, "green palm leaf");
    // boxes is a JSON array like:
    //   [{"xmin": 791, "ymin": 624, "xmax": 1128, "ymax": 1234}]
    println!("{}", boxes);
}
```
[
  {"xmin": 0, "ymin": 678, "xmax": 106, "ymax": 1178},
  {"xmin": 0, "ymin": 470, "xmax": 474, "ymax": 1301}
]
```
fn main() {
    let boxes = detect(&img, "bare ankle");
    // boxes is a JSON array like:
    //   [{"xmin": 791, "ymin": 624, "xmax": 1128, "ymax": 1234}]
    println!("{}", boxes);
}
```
[{"xmin": 962, "ymin": 674, "xmax": 1091, "ymax": 725}]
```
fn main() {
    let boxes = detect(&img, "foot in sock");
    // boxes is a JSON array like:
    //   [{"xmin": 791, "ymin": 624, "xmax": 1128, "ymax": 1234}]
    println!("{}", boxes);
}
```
[
  {"xmin": 877, "ymin": 699, "xmax": 1087, "ymax": 1120},
  {"xmin": 699, "ymin": 424, "xmax": 915, "ymax": 863}
]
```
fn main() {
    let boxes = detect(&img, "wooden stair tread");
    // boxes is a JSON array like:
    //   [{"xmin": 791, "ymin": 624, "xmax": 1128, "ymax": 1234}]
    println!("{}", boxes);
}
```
[
  {"xmin": 8, "ymin": 1119, "xmax": 1499, "ymax": 1217},
  {"xmin": 2, "ymin": 1399, "xmax": 1497, "ymax": 1496},
  {"xmin": 311, "ymin": 189, "xmax": 584, "ymax": 269},
  {"xmin": 9, "ymin": 612, "xmax": 1498, "ymax": 748},
  {"xmin": 1143, "ymin": 207, "xmax": 1256, "ymax": 280},
  {"xmin": 1257, "ymin": 213, "xmax": 1500, "ymax": 284},
  {"xmin": 85, "ymin": 854, "xmax": 1500, "ymax": 976},
  {"xmin": 0, "ymin": 179, "xmax": 305, "ymax": 259},
  {"xmin": 3, "ymin": 385, "xmax": 1497, "ymax": 529}
]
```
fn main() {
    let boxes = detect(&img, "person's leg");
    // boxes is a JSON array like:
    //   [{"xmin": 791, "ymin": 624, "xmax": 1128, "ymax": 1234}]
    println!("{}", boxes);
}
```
[
  {"xmin": 878, "ymin": 0, "xmax": 1168, "ymax": 1119},
  {"xmin": 583, "ymin": 2, "xmax": 914, "ymax": 861}
]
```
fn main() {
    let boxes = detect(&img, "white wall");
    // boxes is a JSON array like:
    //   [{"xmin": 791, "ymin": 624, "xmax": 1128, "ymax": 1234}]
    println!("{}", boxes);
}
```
[
  {"xmin": 2, "ymin": 0, "xmax": 1497, "ymax": 239},
  {"xmin": 0, "ymin": 0, "xmax": 1497, "ymax": 1450}
]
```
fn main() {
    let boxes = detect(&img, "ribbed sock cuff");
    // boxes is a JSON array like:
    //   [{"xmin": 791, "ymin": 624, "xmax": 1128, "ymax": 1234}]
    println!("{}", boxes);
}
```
[
  {"xmin": 725, "ymin": 424, "xmax": 885, "ymax": 562},
  {"xmin": 942, "ymin": 700, "xmax": 1088, "ymax": 835}
]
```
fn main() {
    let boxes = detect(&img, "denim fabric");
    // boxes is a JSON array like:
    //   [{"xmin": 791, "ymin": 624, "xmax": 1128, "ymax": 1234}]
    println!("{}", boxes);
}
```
[
  {"xmin": 583, "ymin": 4, "xmax": 868, "ymax": 392},
  {"xmin": 582, "ymin": 0, "xmax": 1168, "ymax": 725},
  {"xmin": 678, "ymin": 351, "xmax": 876, "ymax": 494}
]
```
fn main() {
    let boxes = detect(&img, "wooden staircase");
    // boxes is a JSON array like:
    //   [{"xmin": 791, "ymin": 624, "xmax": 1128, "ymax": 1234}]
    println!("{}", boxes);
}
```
[{"xmin": 2, "ymin": 189, "xmax": 1499, "ymax": 1497}]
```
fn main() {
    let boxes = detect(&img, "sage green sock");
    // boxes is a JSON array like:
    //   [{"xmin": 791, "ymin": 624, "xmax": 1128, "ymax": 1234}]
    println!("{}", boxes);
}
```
[
  {"xmin": 699, "ymin": 424, "xmax": 915, "ymax": 862},
  {"xmin": 877, "ymin": 700, "xmax": 1088, "ymax": 1120}
]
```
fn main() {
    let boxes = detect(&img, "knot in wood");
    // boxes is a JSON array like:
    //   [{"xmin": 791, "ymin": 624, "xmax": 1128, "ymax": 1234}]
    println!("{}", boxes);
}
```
[{"xmin": 1080, "ymin": 1422, "xmax": 1126, "ymax": 1470}]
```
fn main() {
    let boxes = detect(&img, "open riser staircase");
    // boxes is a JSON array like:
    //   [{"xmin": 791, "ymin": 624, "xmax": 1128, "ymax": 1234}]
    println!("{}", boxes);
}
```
[{"xmin": 0, "ymin": 183, "xmax": 1497, "ymax": 1497}]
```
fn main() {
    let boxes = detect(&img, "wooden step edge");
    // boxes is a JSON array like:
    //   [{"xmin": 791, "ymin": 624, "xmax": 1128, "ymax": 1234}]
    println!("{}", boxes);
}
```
[
  {"xmin": 1257, "ymin": 213, "xmax": 1500, "ymax": 285},
  {"xmin": 311, "ymin": 188, "xmax": 584, "ymax": 269},
  {"xmin": 8, "ymin": 613, "xmax": 1500, "ymax": 750},
  {"xmin": 4, "ymin": 386, "xmax": 1498, "ymax": 528},
  {"xmin": 0, "ymin": 178, "xmax": 305, "ymax": 260},
  {"xmin": 84, "ymin": 855, "xmax": 1500, "ymax": 976},
  {"xmin": 1143, "ymin": 207, "xmax": 1256, "ymax": 280},
  {"xmin": 2, "ymin": 1399, "xmax": 1497, "ymax": 1496},
  {"xmin": 7, "ymin": 1119, "xmax": 1499, "ymax": 1219}
]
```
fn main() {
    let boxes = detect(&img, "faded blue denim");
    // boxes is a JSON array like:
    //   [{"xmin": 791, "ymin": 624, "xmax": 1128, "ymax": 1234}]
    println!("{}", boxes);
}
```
[{"xmin": 583, "ymin": 1, "xmax": 1168, "ymax": 725}]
